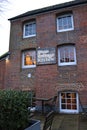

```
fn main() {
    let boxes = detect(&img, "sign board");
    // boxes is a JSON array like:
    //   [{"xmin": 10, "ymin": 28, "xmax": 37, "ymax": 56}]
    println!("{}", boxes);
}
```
[{"xmin": 37, "ymin": 48, "xmax": 56, "ymax": 65}]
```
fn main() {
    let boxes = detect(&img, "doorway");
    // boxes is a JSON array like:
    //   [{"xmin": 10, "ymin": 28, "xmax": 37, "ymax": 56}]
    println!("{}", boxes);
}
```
[{"xmin": 59, "ymin": 91, "xmax": 79, "ymax": 113}]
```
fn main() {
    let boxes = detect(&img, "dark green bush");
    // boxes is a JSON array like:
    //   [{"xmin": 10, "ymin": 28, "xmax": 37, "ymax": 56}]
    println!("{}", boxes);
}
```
[{"xmin": 0, "ymin": 89, "xmax": 34, "ymax": 130}]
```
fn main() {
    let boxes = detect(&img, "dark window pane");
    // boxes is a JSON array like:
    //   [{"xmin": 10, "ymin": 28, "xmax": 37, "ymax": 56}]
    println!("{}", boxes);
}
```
[
  {"xmin": 62, "ymin": 99, "xmax": 66, "ymax": 103},
  {"xmin": 62, "ymin": 104, "xmax": 66, "ymax": 109},
  {"xmin": 67, "ymin": 104, "xmax": 71, "ymax": 109},
  {"xmin": 72, "ymin": 105, "xmax": 77, "ymax": 109}
]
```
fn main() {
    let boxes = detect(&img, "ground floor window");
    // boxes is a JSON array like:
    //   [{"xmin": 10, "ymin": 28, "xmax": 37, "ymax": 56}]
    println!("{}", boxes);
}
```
[{"xmin": 59, "ymin": 92, "xmax": 79, "ymax": 113}]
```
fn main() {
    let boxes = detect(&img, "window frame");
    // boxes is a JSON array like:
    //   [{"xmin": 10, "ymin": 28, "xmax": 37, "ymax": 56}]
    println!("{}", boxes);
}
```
[
  {"xmin": 58, "ymin": 45, "xmax": 77, "ymax": 66},
  {"xmin": 22, "ymin": 50, "xmax": 36, "ymax": 69},
  {"xmin": 23, "ymin": 21, "xmax": 36, "ymax": 38},
  {"xmin": 57, "ymin": 14, "xmax": 74, "ymax": 32},
  {"xmin": 59, "ymin": 92, "xmax": 79, "ymax": 114}
]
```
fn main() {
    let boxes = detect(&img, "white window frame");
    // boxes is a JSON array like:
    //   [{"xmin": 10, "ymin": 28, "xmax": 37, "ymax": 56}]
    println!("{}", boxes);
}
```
[
  {"xmin": 58, "ymin": 45, "xmax": 77, "ymax": 66},
  {"xmin": 57, "ymin": 14, "xmax": 74, "ymax": 32},
  {"xmin": 59, "ymin": 92, "xmax": 79, "ymax": 114},
  {"xmin": 22, "ymin": 50, "xmax": 36, "ymax": 69},
  {"xmin": 23, "ymin": 21, "xmax": 36, "ymax": 38}
]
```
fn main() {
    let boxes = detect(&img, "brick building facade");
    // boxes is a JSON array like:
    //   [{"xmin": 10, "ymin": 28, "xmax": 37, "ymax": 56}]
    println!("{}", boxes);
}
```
[{"xmin": 0, "ymin": 0, "xmax": 87, "ymax": 113}]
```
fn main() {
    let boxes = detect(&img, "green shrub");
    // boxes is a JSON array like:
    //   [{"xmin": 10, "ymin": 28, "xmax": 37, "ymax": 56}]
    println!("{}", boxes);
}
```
[{"xmin": 0, "ymin": 89, "xmax": 34, "ymax": 130}]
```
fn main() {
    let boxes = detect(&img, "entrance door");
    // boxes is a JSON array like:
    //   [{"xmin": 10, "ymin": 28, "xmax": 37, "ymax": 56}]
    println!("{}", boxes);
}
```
[{"xmin": 59, "ymin": 92, "xmax": 79, "ymax": 113}]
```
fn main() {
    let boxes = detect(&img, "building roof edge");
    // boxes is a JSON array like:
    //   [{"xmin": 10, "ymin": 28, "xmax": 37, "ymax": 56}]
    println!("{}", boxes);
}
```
[
  {"xmin": 8, "ymin": 0, "xmax": 87, "ymax": 21},
  {"xmin": 0, "ymin": 52, "xmax": 10, "ymax": 61}
]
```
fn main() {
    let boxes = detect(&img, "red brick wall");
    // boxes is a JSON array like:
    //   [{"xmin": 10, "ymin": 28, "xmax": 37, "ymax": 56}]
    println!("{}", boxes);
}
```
[
  {"xmin": 0, "ymin": 59, "xmax": 6, "ymax": 89},
  {"xmin": 3, "ymin": 3, "xmax": 87, "ymax": 107}
]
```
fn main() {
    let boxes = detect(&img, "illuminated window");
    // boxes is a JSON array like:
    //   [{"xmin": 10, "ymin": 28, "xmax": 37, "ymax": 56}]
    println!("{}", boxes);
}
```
[
  {"xmin": 60, "ymin": 92, "xmax": 79, "ymax": 113},
  {"xmin": 22, "ymin": 50, "xmax": 36, "ymax": 68},
  {"xmin": 57, "ymin": 14, "xmax": 74, "ymax": 32},
  {"xmin": 58, "ymin": 45, "xmax": 76, "ymax": 66},
  {"xmin": 23, "ymin": 21, "xmax": 36, "ymax": 38}
]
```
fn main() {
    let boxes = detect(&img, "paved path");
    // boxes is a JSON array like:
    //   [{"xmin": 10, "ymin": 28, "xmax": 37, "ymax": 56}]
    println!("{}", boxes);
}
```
[
  {"xmin": 78, "ymin": 115, "xmax": 87, "ymax": 130},
  {"xmin": 55, "ymin": 114, "xmax": 78, "ymax": 130},
  {"xmin": 32, "ymin": 113, "xmax": 87, "ymax": 130},
  {"xmin": 53, "ymin": 114, "xmax": 87, "ymax": 130}
]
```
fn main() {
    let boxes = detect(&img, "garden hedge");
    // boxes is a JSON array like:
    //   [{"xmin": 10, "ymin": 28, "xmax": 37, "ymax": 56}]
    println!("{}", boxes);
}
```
[{"xmin": 0, "ymin": 89, "xmax": 34, "ymax": 130}]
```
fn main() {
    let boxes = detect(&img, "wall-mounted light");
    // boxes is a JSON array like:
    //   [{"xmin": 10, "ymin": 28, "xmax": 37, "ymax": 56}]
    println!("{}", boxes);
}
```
[{"xmin": 6, "ymin": 55, "xmax": 9, "ymax": 62}]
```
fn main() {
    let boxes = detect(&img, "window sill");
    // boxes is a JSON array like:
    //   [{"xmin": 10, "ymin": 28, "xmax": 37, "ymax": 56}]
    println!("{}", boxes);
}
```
[
  {"xmin": 23, "ymin": 34, "xmax": 36, "ymax": 39},
  {"xmin": 22, "ymin": 65, "xmax": 36, "ymax": 69},
  {"xmin": 58, "ymin": 63, "xmax": 77, "ymax": 66},
  {"xmin": 57, "ymin": 28, "xmax": 74, "ymax": 33}
]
